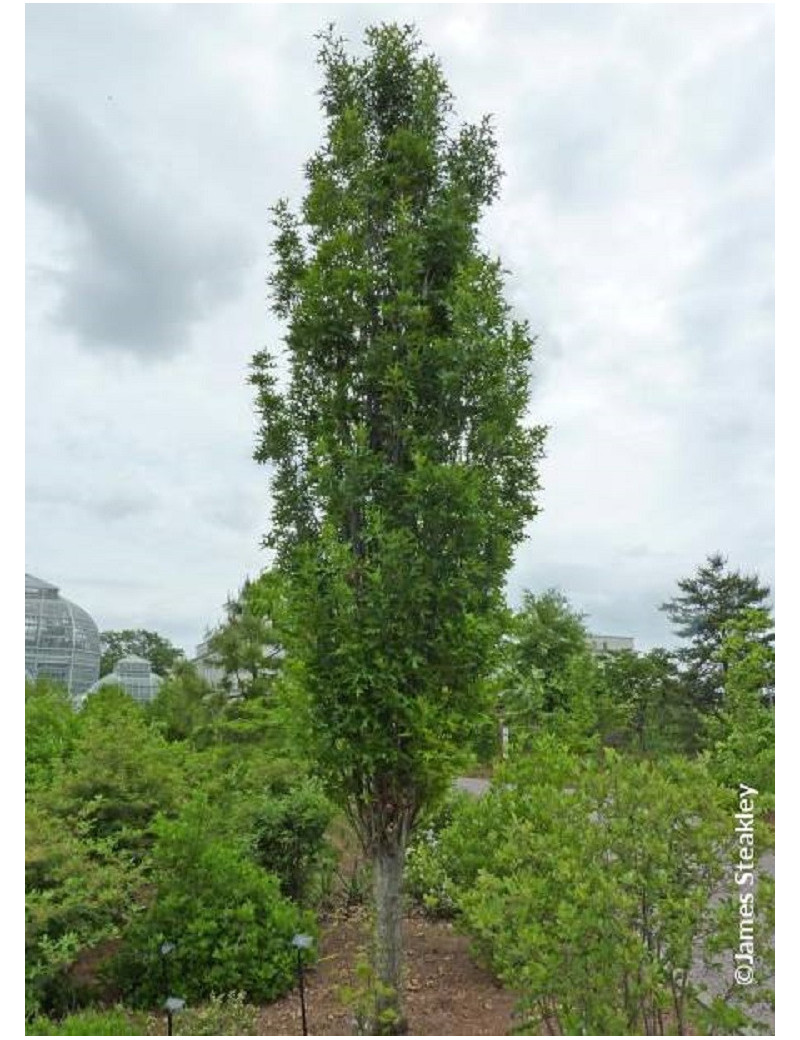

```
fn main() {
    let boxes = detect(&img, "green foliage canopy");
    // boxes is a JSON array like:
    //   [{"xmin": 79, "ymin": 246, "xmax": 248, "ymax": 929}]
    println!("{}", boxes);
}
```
[
  {"xmin": 204, "ymin": 570, "xmax": 285, "ymax": 700},
  {"xmin": 249, "ymin": 778, "xmax": 336, "ymax": 903},
  {"xmin": 406, "ymin": 739, "xmax": 774, "ymax": 1035},
  {"xmin": 250, "ymin": 21, "xmax": 545, "ymax": 847},
  {"xmin": 25, "ymin": 801, "xmax": 144, "ymax": 1019},
  {"xmin": 511, "ymin": 589, "xmax": 590, "ymax": 694},
  {"xmin": 660, "ymin": 553, "xmax": 772, "ymax": 710},
  {"xmin": 100, "ymin": 629, "xmax": 184, "ymax": 678},
  {"xmin": 251, "ymin": 25, "xmax": 545, "ymax": 1026},
  {"xmin": 113, "ymin": 798, "xmax": 312, "ymax": 1007},
  {"xmin": 705, "ymin": 607, "xmax": 775, "ymax": 801},
  {"xmin": 595, "ymin": 647, "xmax": 699, "ymax": 755},
  {"xmin": 497, "ymin": 590, "xmax": 596, "ymax": 747},
  {"xmin": 25, "ymin": 679, "xmax": 80, "ymax": 789},
  {"xmin": 146, "ymin": 661, "xmax": 226, "ymax": 746},
  {"xmin": 47, "ymin": 686, "xmax": 187, "ymax": 852}
]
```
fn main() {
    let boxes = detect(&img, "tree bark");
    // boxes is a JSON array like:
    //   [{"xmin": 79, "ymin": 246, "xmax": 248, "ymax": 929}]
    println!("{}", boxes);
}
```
[{"xmin": 372, "ymin": 839, "xmax": 408, "ymax": 1034}]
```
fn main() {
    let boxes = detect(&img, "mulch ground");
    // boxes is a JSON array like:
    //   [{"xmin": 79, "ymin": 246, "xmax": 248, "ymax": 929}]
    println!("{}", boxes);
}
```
[{"xmin": 256, "ymin": 909, "xmax": 519, "ymax": 1036}]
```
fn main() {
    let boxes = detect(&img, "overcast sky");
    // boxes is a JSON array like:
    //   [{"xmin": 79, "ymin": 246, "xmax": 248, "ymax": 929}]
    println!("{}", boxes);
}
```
[{"xmin": 25, "ymin": 4, "xmax": 774, "ymax": 655}]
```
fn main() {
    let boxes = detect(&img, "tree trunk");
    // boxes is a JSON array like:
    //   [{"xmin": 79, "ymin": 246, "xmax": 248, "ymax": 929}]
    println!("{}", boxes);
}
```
[{"xmin": 372, "ymin": 839, "xmax": 408, "ymax": 1034}]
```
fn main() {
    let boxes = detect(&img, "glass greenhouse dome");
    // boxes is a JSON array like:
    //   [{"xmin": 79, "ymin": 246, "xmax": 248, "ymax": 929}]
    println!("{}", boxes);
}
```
[
  {"xmin": 25, "ymin": 573, "xmax": 101, "ymax": 699},
  {"xmin": 82, "ymin": 654, "xmax": 163, "ymax": 706}
]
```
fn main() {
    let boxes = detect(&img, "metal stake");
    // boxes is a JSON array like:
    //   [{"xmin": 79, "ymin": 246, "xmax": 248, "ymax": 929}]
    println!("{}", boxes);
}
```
[
  {"xmin": 164, "ymin": 997, "xmax": 185, "ymax": 1036},
  {"xmin": 291, "ymin": 933, "xmax": 313, "ymax": 1036},
  {"xmin": 297, "ymin": 947, "xmax": 308, "ymax": 1036}
]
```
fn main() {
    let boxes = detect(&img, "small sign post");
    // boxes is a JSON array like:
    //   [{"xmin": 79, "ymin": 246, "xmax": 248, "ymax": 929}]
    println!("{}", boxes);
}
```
[
  {"xmin": 291, "ymin": 933, "xmax": 314, "ymax": 1036},
  {"xmin": 164, "ymin": 996, "xmax": 185, "ymax": 1037},
  {"xmin": 159, "ymin": 942, "xmax": 184, "ymax": 1036}
]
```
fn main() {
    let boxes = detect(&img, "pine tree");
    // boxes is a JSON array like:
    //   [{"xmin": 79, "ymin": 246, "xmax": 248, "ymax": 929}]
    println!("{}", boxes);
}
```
[{"xmin": 659, "ymin": 553, "xmax": 772, "ymax": 711}]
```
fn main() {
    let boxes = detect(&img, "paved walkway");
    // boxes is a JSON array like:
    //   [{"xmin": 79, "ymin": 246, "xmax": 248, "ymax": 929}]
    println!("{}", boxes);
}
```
[{"xmin": 454, "ymin": 776, "xmax": 490, "ymax": 796}]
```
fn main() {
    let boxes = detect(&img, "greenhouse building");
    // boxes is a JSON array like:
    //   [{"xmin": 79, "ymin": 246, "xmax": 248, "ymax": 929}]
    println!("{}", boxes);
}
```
[
  {"xmin": 25, "ymin": 573, "xmax": 101, "ymax": 699},
  {"xmin": 81, "ymin": 654, "xmax": 163, "ymax": 706}
]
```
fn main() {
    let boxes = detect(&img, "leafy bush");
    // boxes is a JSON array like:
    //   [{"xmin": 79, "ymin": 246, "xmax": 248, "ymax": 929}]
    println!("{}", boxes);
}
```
[
  {"xmin": 26, "ymin": 679, "xmax": 80, "ymax": 789},
  {"xmin": 705, "ymin": 610, "xmax": 775, "ymax": 807},
  {"xmin": 250, "ymin": 778, "xmax": 336, "ymax": 903},
  {"xmin": 113, "ymin": 799, "xmax": 313, "ymax": 1006},
  {"xmin": 594, "ymin": 647, "xmax": 700, "ymax": 756},
  {"xmin": 339, "ymin": 956, "xmax": 404, "ymax": 1036},
  {"xmin": 405, "ymin": 738, "xmax": 774, "ymax": 1035},
  {"xmin": 405, "ymin": 790, "xmax": 478, "ymax": 918},
  {"xmin": 457, "ymin": 742, "xmax": 773, "ymax": 1035},
  {"xmin": 26, "ymin": 686, "xmax": 182, "ymax": 1019},
  {"xmin": 405, "ymin": 832, "xmax": 457, "ymax": 918},
  {"xmin": 26, "ymin": 1007, "xmax": 147, "ymax": 1034},
  {"xmin": 156, "ymin": 992, "xmax": 261, "ymax": 1035},
  {"xmin": 26, "ymin": 802, "xmax": 143, "ymax": 1019},
  {"xmin": 706, "ymin": 688, "xmax": 774, "ymax": 807},
  {"xmin": 47, "ymin": 686, "xmax": 187, "ymax": 854},
  {"xmin": 145, "ymin": 663, "xmax": 226, "ymax": 747}
]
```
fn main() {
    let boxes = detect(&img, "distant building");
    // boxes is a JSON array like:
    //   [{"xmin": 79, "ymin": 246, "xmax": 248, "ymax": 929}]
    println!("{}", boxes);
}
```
[
  {"xmin": 25, "ymin": 573, "xmax": 101, "ymax": 699},
  {"xmin": 81, "ymin": 654, "xmax": 163, "ymax": 706},
  {"xmin": 190, "ymin": 636, "xmax": 283, "ymax": 697},
  {"xmin": 588, "ymin": 634, "xmax": 635, "ymax": 654},
  {"xmin": 190, "ymin": 637, "xmax": 233, "ymax": 691}
]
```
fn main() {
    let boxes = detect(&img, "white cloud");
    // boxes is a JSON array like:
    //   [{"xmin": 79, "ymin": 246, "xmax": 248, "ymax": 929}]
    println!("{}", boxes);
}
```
[{"xmin": 26, "ymin": 4, "xmax": 774, "ymax": 653}]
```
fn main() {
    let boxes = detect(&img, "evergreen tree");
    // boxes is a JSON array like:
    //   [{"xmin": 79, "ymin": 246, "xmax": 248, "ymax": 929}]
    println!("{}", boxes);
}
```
[
  {"xmin": 204, "ymin": 570, "xmax": 285, "ymax": 700},
  {"xmin": 659, "ymin": 553, "xmax": 772, "ymax": 711},
  {"xmin": 250, "ymin": 23, "xmax": 545, "ymax": 1031},
  {"xmin": 146, "ymin": 661, "xmax": 226, "ymax": 745}
]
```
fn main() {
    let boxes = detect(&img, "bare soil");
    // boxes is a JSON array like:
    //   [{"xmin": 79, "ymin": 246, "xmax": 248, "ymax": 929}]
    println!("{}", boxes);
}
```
[{"xmin": 256, "ymin": 909, "xmax": 519, "ymax": 1036}]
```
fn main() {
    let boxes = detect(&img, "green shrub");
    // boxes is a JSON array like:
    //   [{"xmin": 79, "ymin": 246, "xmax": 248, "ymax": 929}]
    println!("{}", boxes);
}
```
[
  {"xmin": 405, "ymin": 738, "xmax": 774, "ymax": 1034},
  {"xmin": 26, "ymin": 802, "xmax": 143, "ymax": 1019},
  {"xmin": 405, "ymin": 790, "xmax": 477, "ymax": 918},
  {"xmin": 113, "ymin": 800, "xmax": 313, "ymax": 1006},
  {"xmin": 26, "ymin": 680, "xmax": 80, "ymax": 790},
  {"xmin": 704, "ymin": 614, "xmax": 775, "ymax": 808},
  {"xmin": 26, "ymin": 1007, "xmax": 146, "ymax": 1035},
  {"xmin": 339, "ymin": 956, "xmax": 404, "ymax": 1036},
  {"xmin": 145, "ymin": 663, "xmax": 226, "ymax": 747},
  {"xmin": 47, "ymin": 686, "xmax": 187, "ymax": 854},
  {"xmin": 706, "ymin": 688, "xmax": 774, "ymax": 808},
  {"xmin": 250, "ymin": 778, "xmax": 336, "ymax": 903},
  {"xmin": 454, "ymin": 742, "xmax": 774, "ymax": 1035},
  {"xmin": 405, "ymin": 833, "xmax": 457, "ymax": 918},
  {"xmin": 153, "ymin": 992, "xmax": 261, "ymax": 1035}
]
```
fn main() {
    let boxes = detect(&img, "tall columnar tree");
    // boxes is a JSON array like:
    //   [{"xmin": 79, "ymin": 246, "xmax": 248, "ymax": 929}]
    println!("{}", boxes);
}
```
[
  {"xmin": 250, "ymin": 24, "xmax": 545, "ymax": 1031},
  {"xmin": 659, "ymin": 553, "xmax": 772, "ymax": 711}
]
